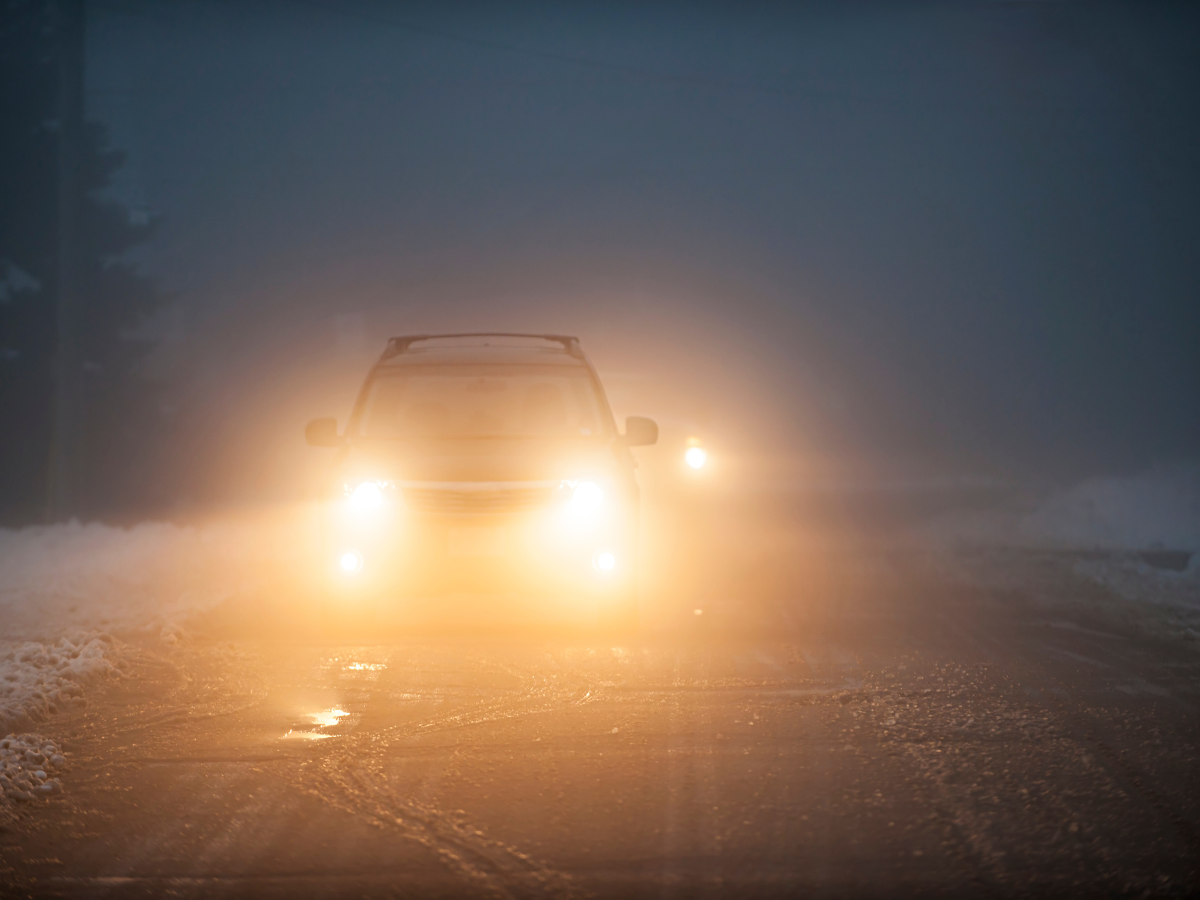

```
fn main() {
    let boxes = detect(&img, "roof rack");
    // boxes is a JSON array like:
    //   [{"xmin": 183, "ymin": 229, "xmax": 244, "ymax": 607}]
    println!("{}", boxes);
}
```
[{"xmin": 382, "ymin": 333, "xmax": 583, "ymax": 360}]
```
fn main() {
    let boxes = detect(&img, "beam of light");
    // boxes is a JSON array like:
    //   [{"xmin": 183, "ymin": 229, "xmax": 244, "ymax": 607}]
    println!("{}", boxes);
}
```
[
  {"xmin": 339, "ymin": 550, "xmax": 363, "ymax": 573},
  {"xmin": 593, "ymin": 549, "xmax": 617, "ymax": 573},
  {"xmin": 685, "ymin": 446, "xmax": 708, "ymax": 469}
]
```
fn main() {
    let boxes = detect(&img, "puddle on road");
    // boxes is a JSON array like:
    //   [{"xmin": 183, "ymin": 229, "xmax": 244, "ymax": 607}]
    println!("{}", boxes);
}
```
[
  {"xmin": 310, "ymin": 708, "xmax": 350, "ymax": 727},
  {"xmin": 281, "ymin": 729, "xmax": 334, "ymax": 741},
  {"xmin": 280, "ymin": 707, "xmax": 350, "ymax": 741}
]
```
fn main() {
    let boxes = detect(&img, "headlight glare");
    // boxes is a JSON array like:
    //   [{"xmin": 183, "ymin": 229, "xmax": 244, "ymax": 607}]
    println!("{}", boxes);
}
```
[
  {"xmin": 343, "ymin": 479, "xmax": 393, "ymax": 511},
  {"xmin": 569, "ymin": 480, "xmax": 605, "ymax": 516},
  {"xmin": 593, "ymin": 549, "xmax": 617, "ymax": 573}
]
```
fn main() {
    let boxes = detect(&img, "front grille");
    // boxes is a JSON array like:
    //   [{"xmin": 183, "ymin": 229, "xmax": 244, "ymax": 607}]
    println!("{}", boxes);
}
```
[{"xmin": 402, "ymin": 484, "xmax": 556, "ymax": 515}]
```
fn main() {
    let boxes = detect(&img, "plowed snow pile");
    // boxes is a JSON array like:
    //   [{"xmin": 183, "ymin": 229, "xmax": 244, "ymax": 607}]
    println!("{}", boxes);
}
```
[
  {"xmin": 0, "ymin": 517, "xmax": 302, "ymax": 815},
  {"xmin": 931, "ymin": 465, "xmax": 1200, "ymax": 642},
  {"xmin": 1, "ymin": 734, "xmax": 66, "ymax": 821},
  {"xmin": 0, "ymin": 515, "xmax": 307, "ymax": 818},
  {"xmin": 1019, "ymin": 464, "xmax": 1200, "ymax": 551},
  {"xmin": 0, "ymin": 640, "xmax": 119, "ymax": 820},
  {"xmin": 0, "ymin": 636, "xmax": 123, "ymax": 732},
  {"xmin": 0, "ymin": 520, "xmax": 246, "ymax": 641},
  {"xmin": 0, "ymin": 637, "xmax": 114, "ymax": 820}
]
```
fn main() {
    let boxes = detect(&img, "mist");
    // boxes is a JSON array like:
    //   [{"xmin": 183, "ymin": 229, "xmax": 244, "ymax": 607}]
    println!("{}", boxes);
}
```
[
  {"xmin": 4, "ymin": 4, "xmax": 1200, "ymax": 893},
  {"xmin": 65, "ymin": 0, "xmax": 1198, "ymax": 517}
]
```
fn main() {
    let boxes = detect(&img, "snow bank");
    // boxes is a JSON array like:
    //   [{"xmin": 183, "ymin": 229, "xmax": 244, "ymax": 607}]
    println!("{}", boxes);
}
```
[
  {"xmin": 0, "ymin": 512, "xmax": 317, "ymax": 721},
  {"xmin": 0, "ymin": 518, "xmax": 277, "ymax": 740},
  {"xmin": 0, "ymin": 733, "xmax": 66, "ymax": 821},
  {"xmin": 0, "ymin": 519, "xmax": 239, "ymax": 640},
  {"xmin": 0, "ymin": 635, "xmax": 123, "ymax": 733},
  {"xmin": 1013, "ymin": 467, "xmax": 1199, "ymax": 628},
  {"xmin": 1020, "ymin": 465, "xmax": 1200, "ymax": 551},
  {"xmin": 0, "ymin": 513, "xmax": 317, "ymax": 817},
  {"xmin": 0, "ymin": 636, "xmax": 121, "ymax": 816},
  {"xmin": 926, "ymin": 466, "xmax": 1200, "ymax": 643}
]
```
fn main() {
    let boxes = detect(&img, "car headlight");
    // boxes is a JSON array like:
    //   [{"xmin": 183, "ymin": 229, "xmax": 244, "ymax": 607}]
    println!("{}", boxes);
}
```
[
  {"xmin": 568, "ymin": 480, "xmax": 605, "ymax": 516},
  {"xmin": 343, "ymin": 479, "xmax": 394, "ymax": 512}
]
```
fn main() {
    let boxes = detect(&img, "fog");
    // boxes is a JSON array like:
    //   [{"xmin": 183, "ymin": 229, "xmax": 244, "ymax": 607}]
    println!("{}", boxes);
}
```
[
  {"xmin": 4, "ymin": 7, "xmax": 1200, "ymax": 889},
  {"xmin": 69, "ymin": 1, "xmax": 1199, "ymax": 517}
]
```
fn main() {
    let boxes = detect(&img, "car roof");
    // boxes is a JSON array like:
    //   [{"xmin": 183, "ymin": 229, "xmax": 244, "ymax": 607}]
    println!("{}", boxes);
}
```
[
  {"xmin": 375, "ymin": 333, "xmax": 591, "ymax": 369},
  {"xmin": 379, "ymin": 345, "xmax": 589, "ymax": 368}
]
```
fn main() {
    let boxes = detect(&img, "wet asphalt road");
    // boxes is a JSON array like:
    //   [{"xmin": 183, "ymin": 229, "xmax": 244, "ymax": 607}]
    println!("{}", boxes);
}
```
[{"xmin": 2, "ymin": 575, "xmax": 1199, "ymax": 899}]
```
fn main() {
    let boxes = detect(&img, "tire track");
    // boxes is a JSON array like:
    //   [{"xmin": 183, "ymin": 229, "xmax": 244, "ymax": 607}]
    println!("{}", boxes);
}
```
[{"xmin": 302, "ymin": 651, "xmax": 597, "ymax": 899}]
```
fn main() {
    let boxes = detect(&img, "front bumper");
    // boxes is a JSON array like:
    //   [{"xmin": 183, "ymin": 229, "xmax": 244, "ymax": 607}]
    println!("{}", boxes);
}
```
[{"xmin": 321, "ymin": 498, "xmax": 636, "ymax": 599}]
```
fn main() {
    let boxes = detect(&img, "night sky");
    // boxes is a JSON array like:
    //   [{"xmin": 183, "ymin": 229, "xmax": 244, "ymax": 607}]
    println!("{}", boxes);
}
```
[{"xmin": 85, "ymin": 1, "xmax": 1200, "ymax": 501}]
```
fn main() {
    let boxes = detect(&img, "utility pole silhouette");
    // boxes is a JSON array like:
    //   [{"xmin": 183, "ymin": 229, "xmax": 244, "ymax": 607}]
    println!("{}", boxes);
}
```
[{"xmin": 47, "ymin": 0, "xmax": 85, "ymax": 520}]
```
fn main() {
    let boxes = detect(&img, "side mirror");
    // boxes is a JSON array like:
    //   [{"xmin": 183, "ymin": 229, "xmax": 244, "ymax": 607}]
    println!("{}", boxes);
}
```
[
  {"xmin": 305, "ymin": 417, "xmax": 341, "ymax": 447},
  {"xmin": 623, "ymin": 416, "xmax": 658, "ymax": 447}
]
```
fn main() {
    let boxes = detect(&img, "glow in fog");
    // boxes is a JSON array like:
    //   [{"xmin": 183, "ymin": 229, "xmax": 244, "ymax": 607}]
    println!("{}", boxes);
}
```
[{"xmin": 308, "ymin": 334, "xmax": 656, "ymax": 627}]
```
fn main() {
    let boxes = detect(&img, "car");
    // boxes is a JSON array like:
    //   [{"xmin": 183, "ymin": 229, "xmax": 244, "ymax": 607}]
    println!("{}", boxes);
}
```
[{"xmin": 305, "ymin": 332, "xmax": 658, "ymax": 630}]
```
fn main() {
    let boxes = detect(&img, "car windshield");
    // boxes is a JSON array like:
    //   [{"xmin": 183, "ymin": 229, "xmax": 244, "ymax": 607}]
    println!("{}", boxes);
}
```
[{"xmin": 357, "ymin": 365, "xmax": 609, "ymax": 439}]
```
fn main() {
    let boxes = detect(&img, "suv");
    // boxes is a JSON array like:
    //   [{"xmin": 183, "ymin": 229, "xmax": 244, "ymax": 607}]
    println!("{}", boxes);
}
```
[{"xmin": 305, "ymin": 333, "xmax": 657, "ymax": 628}]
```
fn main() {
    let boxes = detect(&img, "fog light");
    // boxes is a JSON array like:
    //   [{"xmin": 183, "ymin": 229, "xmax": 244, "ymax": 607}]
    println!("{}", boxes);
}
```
[
  {"xmin": 593, "ymin": 550, "xmax": 617, "ymax": 573},
  {"xmin": 685, "ymin": 446, "xmax": 707, "ymax": 469},
  {"xmin": 339, "ymin": 551, "xmax": 363, "ymax": 574}
]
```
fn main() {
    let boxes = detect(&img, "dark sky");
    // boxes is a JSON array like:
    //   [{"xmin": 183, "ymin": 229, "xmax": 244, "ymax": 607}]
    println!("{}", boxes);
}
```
[{"xmin": 86, "ymin": 1, "xmax": 1200, "ymax": 498}]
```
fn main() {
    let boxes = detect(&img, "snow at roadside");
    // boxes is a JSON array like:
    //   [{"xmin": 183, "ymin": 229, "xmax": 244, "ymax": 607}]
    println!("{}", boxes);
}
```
[
  {"xmin": 1, "ymin": 734, "xmax": 66, "ymax": 818},
  {"xmin": 0, "ymin": 520, "xmax": 235, "ymax": 726},
  {"xmin": 0, "ymin": 520, "xmax": 244, "ymax": 642},
  {"xmin": 0, "ymin": 517, "xmax": 296, "ymax": 817},
  {"xmin": 0, "ymin": 636, "xmax": 123, "ymax": 731},
  {"xmin": 0, "ymin": 636, "xmax": 123, "ymax": 820},
  {"xmin": 931, "ymin": 465, "xmax": 1200, "ymax": 642},
  {"xmin": 1019, "ymin": 464, "xmax": 1200, "ymax": 551},
  {"xmin": 0, "ymin": 511, "xmax": 314, "ymax": 717}
]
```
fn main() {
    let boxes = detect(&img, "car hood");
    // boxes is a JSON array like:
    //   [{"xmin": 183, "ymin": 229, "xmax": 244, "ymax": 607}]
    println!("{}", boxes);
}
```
[{"xmin": 335, "ymin": 438, "xmax": 620, "ymax": 485}]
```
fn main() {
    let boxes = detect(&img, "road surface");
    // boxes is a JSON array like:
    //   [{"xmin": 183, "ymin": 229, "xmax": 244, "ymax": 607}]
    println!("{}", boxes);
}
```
[{"xmin": 2, "ymin": 560, "xmax": 1198, "ymax": 898}]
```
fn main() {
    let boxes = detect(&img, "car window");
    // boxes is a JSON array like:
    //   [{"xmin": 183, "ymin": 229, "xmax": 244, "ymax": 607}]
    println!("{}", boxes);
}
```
[{"xmin": 358, "ymin": 365, "xmax": 608, "ymax": 439}]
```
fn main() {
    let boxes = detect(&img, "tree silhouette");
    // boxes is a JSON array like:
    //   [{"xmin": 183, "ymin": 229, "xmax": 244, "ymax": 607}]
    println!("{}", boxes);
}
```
[{"xmin": 0, "ymin": 1, "xmax": 169, "ymax": 523}]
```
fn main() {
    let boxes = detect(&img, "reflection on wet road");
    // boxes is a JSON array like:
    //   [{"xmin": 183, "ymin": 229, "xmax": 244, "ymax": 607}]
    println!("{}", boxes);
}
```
[{"xmin": 2, "ymin": 589, "xmax": 1198, "ymax": 898}]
